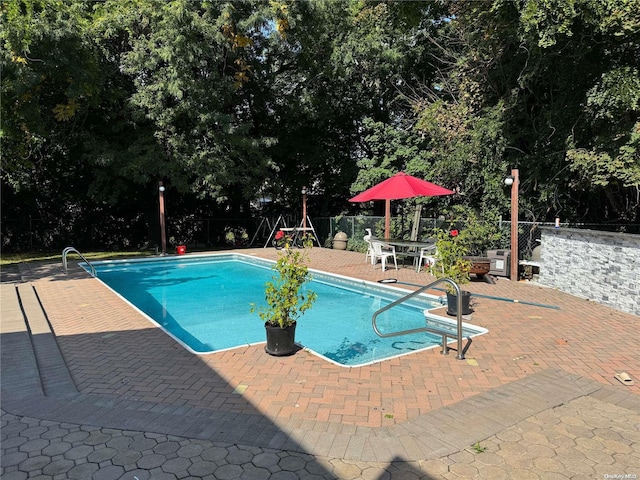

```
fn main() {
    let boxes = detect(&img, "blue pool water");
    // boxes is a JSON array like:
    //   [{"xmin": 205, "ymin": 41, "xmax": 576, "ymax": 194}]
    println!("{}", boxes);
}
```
[{"xmin": 87, "ymin": 254, "xmax": 484, "ymax": 367}]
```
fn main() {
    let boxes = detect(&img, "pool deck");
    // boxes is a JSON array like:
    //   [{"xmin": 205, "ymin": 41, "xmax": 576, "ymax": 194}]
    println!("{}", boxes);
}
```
[{"xmin": 1, "ymin": 247, "xmax": 638, "ymax": 479}]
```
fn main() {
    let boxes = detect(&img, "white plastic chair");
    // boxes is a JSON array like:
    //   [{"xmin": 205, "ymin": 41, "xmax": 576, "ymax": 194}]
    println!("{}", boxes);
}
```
[
  {"xmin": 363, "ymin": 228, "xmax": 374, "ymax": 264},
  {"xmin": 370, "ymin": 240, "xmax": 398, "ymax": 271},
  {"xmin": 416, "ymin": 245, "xmax": 437, "ymax": 272}
]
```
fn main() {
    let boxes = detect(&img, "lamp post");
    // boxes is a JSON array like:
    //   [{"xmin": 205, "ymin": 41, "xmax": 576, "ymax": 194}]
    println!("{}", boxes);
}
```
[
  {"xmin": 158, "ymin": 181, "xmax": 167, "ymax": 255},
  {"xmin": 302, "ymin": 186, "xmax": 307, "ymax": 230},
  {"xmin": 504, "ymin": 169, "xmax": 519, "ymax": 281}
]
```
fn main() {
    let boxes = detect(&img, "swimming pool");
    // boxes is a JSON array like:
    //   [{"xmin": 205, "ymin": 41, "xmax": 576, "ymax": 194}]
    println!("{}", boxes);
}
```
[{"xmin": 86, "ymin": 254, "xmax": 487, "ymax": 367}]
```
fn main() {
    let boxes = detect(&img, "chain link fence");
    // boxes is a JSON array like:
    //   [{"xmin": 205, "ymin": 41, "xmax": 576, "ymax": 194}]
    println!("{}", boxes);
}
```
[
  {"xmin": 314, "ymin": 217, "xmax": 638, "ymax": 261},
  {"xmin": 2, "ymin": 214, "xmax": 637, "ymax": 261}
]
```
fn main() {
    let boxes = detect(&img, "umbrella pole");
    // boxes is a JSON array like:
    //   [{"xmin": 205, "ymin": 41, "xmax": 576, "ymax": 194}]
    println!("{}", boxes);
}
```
[{"xmin": 385, "ymin": 199, "xmax": 391, "ymax": 238}]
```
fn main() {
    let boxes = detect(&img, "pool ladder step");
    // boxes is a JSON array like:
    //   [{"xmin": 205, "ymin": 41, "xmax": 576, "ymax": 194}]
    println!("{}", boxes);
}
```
[
  {"xmin": 422, "ymin": 312, "xmax": 473, "ymax": 357},
  {"xmin": 372, "ymin": 278, "xmax": 472, "ymax": 359}
]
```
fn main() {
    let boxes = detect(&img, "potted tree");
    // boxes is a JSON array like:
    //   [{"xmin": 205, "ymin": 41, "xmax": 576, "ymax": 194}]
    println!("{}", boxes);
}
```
[
  {"xmin": 429, "ymin": 229, "xmax": 473, "ymax": 315},
  {"xmin": 251, "ymin": 236, "xmax": 317, "ymax": 356}
]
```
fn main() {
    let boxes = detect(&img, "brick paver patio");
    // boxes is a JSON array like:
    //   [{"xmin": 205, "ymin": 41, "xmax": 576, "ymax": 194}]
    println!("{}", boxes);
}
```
[{"xmin": 1, "ymin": 247, "xmax": 638, "ymax": 478}]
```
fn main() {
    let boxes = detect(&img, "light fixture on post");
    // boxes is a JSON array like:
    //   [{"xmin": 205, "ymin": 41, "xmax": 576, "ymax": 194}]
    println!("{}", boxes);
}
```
[
  {"xmin": 158, "ymin": 181, "xmax": 167, "ymax": 255},
  {"xmin": 504, "ymin": 169, "xmax": 519, "ymax": 281},
  {"xmin": 301, "ymin": 186, "xmax": 308, "ymax": 230}
]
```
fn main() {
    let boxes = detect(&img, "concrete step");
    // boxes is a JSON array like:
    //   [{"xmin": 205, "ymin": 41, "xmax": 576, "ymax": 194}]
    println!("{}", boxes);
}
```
[
  {"xmin": 0, "ymin": 284, "xmax": 43, "ymax": 399},
  {"xmin": 3, "ymin": 284, "xmax": 79, "ymax": 398},
  {"xmin": 19, "ymin": 283, "xmax": 79, "ymax": 397}
]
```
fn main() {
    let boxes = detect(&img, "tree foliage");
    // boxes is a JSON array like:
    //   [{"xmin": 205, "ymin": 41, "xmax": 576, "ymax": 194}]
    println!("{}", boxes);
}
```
[
  {"xmin": 402, "ymin": 0, "xmax": 640, "ymax": 224},
  {"xmin": 2, "ymin": 0, "xmax": 638, "ymax": 251}
]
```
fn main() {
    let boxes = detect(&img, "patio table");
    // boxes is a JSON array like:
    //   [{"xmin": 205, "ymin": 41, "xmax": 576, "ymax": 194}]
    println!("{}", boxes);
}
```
[{"xmin": 382, "ymin": 239, "xmax": 436, "ymax": 268}]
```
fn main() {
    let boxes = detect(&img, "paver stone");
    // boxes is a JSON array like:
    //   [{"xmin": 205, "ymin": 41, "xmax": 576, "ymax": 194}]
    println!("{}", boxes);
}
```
[
  {"xmin": 41, "ymin": 441, "xmax": 71, "ymax": 456},
  {"xmin": 328, "ymin": 459, "xmax": 362, "ymax": 479},
  {"xmin": 112, "ymin": 450, "xmax": 142, "ymax": 466},
  {"xmin": 63, "ymin": 445, "xmax": 94, "ymax": 460},
  {"xmin": 225, "ymin": 447, "xmax": 254, "ymax": 465},
  {"xmin": 41, "ymin": 427, "xmax": 71, "ymax": 440},
  {"xmin": 1, "ymin": 436, "xmax": 28, "ymax": 449},
  {"xmin": 238, "ymin": 464, "xmax": 272, "ymax": 480},
  {"xmin": 87, "ymin": 447, "xmax": 118, "ymax": 463},
  {"xmin": 0, "ymin": 471, "xmax": 28, "ymax": 480},
  {"xmin": 129, "ymin": 437, "xmax": 157, "ymax": 452},
  {"xmin": 176, "ymin": 444, "xmax": 203, "ymax": 459},
  {"xmin": 18, "ymin": 438, "xmax": 49, "ymax": 453},
  {"xmin": 84, "ymin": 432, "xmax": 112, "ymax": 446},
  {"xmin": 213, "ymin": 464, "xmax": 243, "ymax": 480},
  {"xmin": 277, "ymin": 455, "xmax": 306, "ymax": 472},
  {"xmin": 268, "ymin": 471, "xmax": 301, "ymax": 480},
  {"xmin": 106, "ymin": 436, "xmax": 134, "ymax": 451},
  {"xmin": 42, "ymin": 458, "xmax": 74, "ymax": 476},
  {"xmin": 92, "ymin": 464, "xmax": 125, "ymax": 480},
  {"xmin": 188, "ymin": 460, "xmax": 216, "ymax": 476},
  {"xmin": 136, "ymin": 453, "xmax": 166, "ymax": 469},
  {"xmin": 149, "ymin": 467, "xmax": 180, "ymax": 479},
  {"xmin": 18, "ymin": 455, "xmax": 50, "ymax": 472},
  {"xmin": 21, "ymin": 426, "xmax": 48, "ymax": 438},
  {"xmin": 120, "ymin": 470, "xmax": 150, "ymax": 480},
  {"xmin": 474, "ymin": 464, "xmax": 509, "ymax": 480},
  {"xmin": 448, "ymin": 463, "xmax": 479, "ymax": 478},
  {"xmin": 62, "ymin": 431, "xmax": 90, "ymax": 444},
  {"xmin": 502, "ymin": 468, "xmax": 540, "ymax": 479},
  {"xmin": 1, "ymin": 450, "xmax": 29, "ymax": 467},
  {"xmin": 160, "ymin": 456, "xmax": 191, "ymax": 474},
  {"xmin": 153, "ymin": 441, "xmax": 181, "ymax": 455},
  {"xmin": 67, "ymin": 462, "xmax": 99, "ymax": 479},
  {"xmin": 201, "ymin": 446, "xmax": 228, "ymax": 462}
]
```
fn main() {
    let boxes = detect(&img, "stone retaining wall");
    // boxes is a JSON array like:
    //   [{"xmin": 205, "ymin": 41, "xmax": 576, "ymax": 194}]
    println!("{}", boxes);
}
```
[{"xmin": 539, "ymin": 227, "xmax": 639, "ymax": 316}]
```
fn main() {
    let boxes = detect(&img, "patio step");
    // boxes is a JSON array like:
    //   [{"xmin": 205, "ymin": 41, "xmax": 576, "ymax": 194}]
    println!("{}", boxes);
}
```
[
  {"xmin": 0, "ymin": 284, "xmax": 43, "ymax": 399},
  {"xmin": 20, "ymin": 284, "xmax": 79, "ymax": 397},
  {"xmin": 13, "ymin": 284, "xmax": 78, "ymax": 398}
]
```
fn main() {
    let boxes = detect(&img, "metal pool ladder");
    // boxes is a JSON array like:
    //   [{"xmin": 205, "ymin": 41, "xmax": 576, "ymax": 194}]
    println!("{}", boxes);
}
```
[
  {"xmin": 62, "ymin": 247, "xmax": 97, "ymax": 277},
  {"xmin": 372, "ymin": 278, "xmax": 469, "ymax": 360}
]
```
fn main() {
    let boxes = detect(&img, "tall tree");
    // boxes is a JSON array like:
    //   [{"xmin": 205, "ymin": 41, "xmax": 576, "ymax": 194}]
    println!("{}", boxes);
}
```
[
  {"xmin": 94, "ymin": 0, "xmax": 273, "ymax": 207},
  {"xmin": 2, "ymin": 0, "xmax": 106, "ymax": 246},
  {"xmin": 267, "ymin": 0, "xmax": 446, "ymax": 215},
  {"xmin": 408, "ymin": 0, "xmax": 640, "ymax": 224}
]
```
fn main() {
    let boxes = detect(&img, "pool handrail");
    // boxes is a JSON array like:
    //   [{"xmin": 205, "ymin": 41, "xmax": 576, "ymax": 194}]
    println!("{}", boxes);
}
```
[
  {"xmin": 62, "ymin": 247, "xmax": 97, "ymax": 277},
  {"xmin": 372, "ymin": 278, "xmax": 466, "ymax": 359}
]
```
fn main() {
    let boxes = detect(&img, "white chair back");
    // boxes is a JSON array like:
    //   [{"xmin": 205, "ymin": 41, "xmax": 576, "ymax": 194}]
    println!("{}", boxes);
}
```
[{"xmin": 370, "ymin": 240, "xmax": 397, "ymax": 271}]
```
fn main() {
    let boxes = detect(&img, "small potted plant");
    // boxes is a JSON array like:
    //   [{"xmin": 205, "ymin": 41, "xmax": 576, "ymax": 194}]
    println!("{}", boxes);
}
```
[
  {"xmin": 251, "ymin": 236, "xmax": 317, "ymax": 355},
  {"xmin": 429, "ymin": 228, "xmax": 473, "ymax": 315}
]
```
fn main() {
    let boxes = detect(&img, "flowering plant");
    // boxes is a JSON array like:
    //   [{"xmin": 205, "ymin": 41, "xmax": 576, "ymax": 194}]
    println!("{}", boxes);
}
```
[
  {"xmin": 429, "ymin": 228, "xmax": 472, "ymax": 289},
  {"xmin": 251, "ymin": 236, "xmax": 317, "ymax": 328}
]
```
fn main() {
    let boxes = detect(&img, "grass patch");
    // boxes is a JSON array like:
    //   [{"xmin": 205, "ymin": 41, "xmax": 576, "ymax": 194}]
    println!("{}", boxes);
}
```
[
  {"xmin": 1, "ymin": 250, "xmax": 154, "ymax": 266},
  {"xmin": 471, "ymin": 442, "xmax": 486, "ymax": 453}
]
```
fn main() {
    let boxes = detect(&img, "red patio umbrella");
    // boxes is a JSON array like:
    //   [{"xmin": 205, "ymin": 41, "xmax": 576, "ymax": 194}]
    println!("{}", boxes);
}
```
[{"xmin": 349, "ymin": 172, "xmax": 454, "ymax": 238}]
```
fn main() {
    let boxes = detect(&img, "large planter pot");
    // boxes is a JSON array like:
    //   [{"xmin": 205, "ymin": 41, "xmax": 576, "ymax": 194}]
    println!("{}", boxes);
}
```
[
  {"xmin": 446, "ymin": 290, "xmax": 472, "ymax": 316},
  {"xmin": 264, "ymin": 322, "xmax": 297, "ymax": 356},
  {"xmin": 333, "ymin": 231, "xmax": 348, "ymax": 250}
]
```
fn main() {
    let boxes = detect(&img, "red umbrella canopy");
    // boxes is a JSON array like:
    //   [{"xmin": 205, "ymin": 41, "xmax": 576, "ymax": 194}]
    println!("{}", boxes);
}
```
[
  {"xmin": 349, "ymin": 172, "xmax": 454, "ymax": 238},
  {"xmin": 349, "ymin": 172, "xmax": 454, "ymax": 202}
]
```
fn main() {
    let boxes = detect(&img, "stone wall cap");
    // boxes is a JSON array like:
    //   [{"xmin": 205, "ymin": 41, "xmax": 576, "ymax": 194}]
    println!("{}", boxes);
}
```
[{"xmin": 541, "ymin": 226, "xmax": 639, "ymax": 242}]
